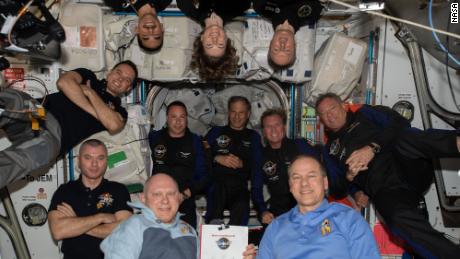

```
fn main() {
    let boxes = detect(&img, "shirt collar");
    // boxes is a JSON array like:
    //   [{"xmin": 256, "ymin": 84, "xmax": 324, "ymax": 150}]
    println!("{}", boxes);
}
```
[
  {"xmin": 77, "ymin": 176, "xmax": 106, "ymax": 192},
  {"xmin": 289, "ymin": 199, "xmax": 329, "ymax": 225},
  {"xmin": 128, "ymin": 201, "xmax": 183, "ymax": 228}
]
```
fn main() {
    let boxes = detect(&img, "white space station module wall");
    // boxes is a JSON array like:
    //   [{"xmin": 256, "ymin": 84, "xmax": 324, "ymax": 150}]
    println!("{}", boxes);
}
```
[{"xmin": 0, "ymin": 2, "xmax": 386, "ymax": 257}]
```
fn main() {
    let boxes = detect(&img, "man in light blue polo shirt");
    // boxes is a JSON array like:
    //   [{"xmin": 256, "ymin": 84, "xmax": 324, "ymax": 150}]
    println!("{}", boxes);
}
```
[{"xmin": 256, "ymin": 155, "xmax": 380, "ymax": 259}]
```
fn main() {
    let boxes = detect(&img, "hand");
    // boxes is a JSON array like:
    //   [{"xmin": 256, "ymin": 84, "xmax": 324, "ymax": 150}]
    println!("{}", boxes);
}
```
[
  {"xmin": 180, "ymin": 188, "xmax": 192, "ymax": 203},
  {"xmin": 353, "ymin": 190, "xmax": 369, "ymax": 210},
  {"xmin": 215, "ymin": 154, "xmax": 243, "ymax": 169},
  {"xmin": 81, "ymin": 80, "xmax": 95, "ymax": 97},
  {"xmin": 98, "ymin": 213, "xmax": 116, "ymax": 224},
  {"xmin": 345, "ymin": 146, "xmax": 374, "ymax": 174},
  {"xmin": 346, "ymin": 169, "xmax": 359, "ymax": 182},
  {"xmin": 56, "ymin": 202, "xmax": 76, "ymax": 217},
  {"xmin": 243, "ymin": 244, "xmax": 256, "ymax": 259},
  {"xmin": 261, "ymin": 211, "xmax": 274, "ymax": 225}
]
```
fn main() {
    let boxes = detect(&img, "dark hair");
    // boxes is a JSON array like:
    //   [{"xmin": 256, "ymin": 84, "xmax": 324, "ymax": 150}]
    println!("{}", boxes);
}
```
[
  {"xmin": 113, "ymin": 60, "xmax": 139, "ymax": 82},
  {"xmin": 190, "ymin": 32, "xmax": 238, "ymax": 81},
  {"xmin": 228, "ymin": 96, "xmax": 251, "ymax": 111},
  {"xmin": 166, "ymin": 101, "xmax": 188, "ymax": 116},
  {"xmin": 288, "ymin": 154, "xmax": 326, "ymax": 177},
  {"xmin": 79, "ymin": 139, "xmax": 107, "ymax": 154},
  {"xmin": 137, "ymin": 36, "xmax": 163, "ymax": 53},
  {"xmin": 260, "ymin": 108, "xmax": 287, "ymax": 128},
  {"xmin": 315, "ymin": 93, "xmax": 342, "ymax": 111}
]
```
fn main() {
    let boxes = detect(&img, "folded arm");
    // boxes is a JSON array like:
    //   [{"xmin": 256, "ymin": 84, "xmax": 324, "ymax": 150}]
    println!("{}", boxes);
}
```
[
  {"xmin": 86, "ymin": 210, "xmax": 132, "ymax": 239},
  {"xmin": 48, "ymin": 202, "xmax": 116, "ymax": 241}
]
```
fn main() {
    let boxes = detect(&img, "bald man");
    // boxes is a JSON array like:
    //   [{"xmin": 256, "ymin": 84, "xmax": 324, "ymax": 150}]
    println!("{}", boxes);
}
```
[
  {"xmin": 257, "ymin": 155, "xmax": 380, "ymax": 259},
  {"xmin": 101, "ymin": 173, "xmax": 198, "ymax": 259}
]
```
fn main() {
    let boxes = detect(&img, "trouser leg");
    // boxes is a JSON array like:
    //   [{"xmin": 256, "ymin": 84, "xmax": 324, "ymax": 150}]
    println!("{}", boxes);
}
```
[
  {"xmin": 0, "ymin": 88, "xmax": 36, "ymax": 129},
  {"xmin": 205, "ymin": 182, "xmax": 226, "ymax": 223},
  {"xmin": 228, "ymin": 188, "xmax": 249, "ymax": 226},
  {"xmin": 179, "ymin": 197, "xmax": 197, "ymax": 229},
  {"xmin": 0, "ymin": 110, "xmax": 61, "ymax": 189},
  {"xmin": 396, "ymin": 129, "xmax": 459, "ymax": 159},
  {"xmin": 373, "ymin": 186, "xmax": 460, "ymax": 259}
]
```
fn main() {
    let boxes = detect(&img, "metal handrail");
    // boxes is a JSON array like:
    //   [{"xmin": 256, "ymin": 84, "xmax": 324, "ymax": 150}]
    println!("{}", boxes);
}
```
[
  {"xmin": 397, "ymin": 27, "xmax": 460, "ymax": 212},
  {"xmin": 0, "ymin": 188, "xmax": 31, "ymax": 259}
]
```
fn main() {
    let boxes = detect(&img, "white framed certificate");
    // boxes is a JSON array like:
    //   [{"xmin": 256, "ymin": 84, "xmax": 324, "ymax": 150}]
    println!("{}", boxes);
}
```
[{"xmin": 200, "ymin": 224, "xmax": 248, "ymax": 259}]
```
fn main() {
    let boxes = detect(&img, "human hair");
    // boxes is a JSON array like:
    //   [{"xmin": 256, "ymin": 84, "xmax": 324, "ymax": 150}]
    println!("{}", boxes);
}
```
[
  {"xmin": 315, "ymin": 93, "xmax": 343, "ymax": 110},
  {"xmin": 261, "ymin": 108, "xmax": 287, "ymax": 128},
  {"xmin": 137, "ymin": 36, "xmax": 163, "ymax": 53},
  {"xmin": 227, "ymin": 96, "xmax": 251, "ymax": 112},
  {"xmin": 113, "ymin": 60, "xmax": 139, "ymax": 82},
  {"xmin": 190, "ymin": 32, "xmax": 238, "ymax": 81},
  {"xmin": 288, "ymin": 154, "xmax": 327, "ymax": 177},
  {"xmin": 79, "ymin": 139, "xmax": 108, "ymax": 155},
  {"xmin": 166, "ymin": 101, "xmax": 188, "ymax": 116}
]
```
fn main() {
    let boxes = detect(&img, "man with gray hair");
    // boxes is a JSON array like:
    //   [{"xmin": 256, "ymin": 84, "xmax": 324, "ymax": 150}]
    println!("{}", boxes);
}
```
[{"xmin": 205, "ymin": 96, "xmax": 265, "ymax": 226}]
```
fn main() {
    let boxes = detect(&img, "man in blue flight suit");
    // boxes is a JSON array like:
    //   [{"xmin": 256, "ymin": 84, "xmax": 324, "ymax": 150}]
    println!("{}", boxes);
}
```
[
  {"xmin": 258, "ymin": 108, "xmax": 319, "ymax": 224},
  {"xmin": 148, "ymin": 101, "xmax": 207, "ymax": 228},
  {"xmin": 206, "ymin": 96, "xmax": 265, "ymax": 225},
  {"xmin": 316, "ymin": 92, "xmax": 460, "ymax": 259}
]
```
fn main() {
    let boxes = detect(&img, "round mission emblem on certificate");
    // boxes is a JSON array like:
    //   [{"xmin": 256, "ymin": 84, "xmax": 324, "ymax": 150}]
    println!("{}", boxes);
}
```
[{"xmin": 216, "ymin": 237, "xmax": 231, "ymax": 249}]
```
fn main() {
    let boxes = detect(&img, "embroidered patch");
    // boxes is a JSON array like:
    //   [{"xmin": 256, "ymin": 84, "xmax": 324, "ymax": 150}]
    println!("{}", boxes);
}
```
[
  {"xmin": 298, "ymin": 4, "xmax": 312, "ymax": 18},
  {"xmin": 263, "ymin": 161, "xmax": 277, "ymax": 176},
  {"xmin": 181, "ymin": 225, "xmax": 192, "ymax": 234},
  {"xmin": 346, "ymin": 121, "xmax": 361, "ymax": 133},
  {"xmin": 154, "ymin": 144, "xmax": 167, "ymax": 159},
  {"xmin": 216, "ymin": 135, "xmax": 231, "ymax": 148},
  {"xmin": 97, "ymin": 193, "xmax": 114, "ymax": 209},
  {"xmin": 178, "ymin": 152, "xmax": 191, "ymax": 159},
  {"xmin": 329, "ymin": 139, "xmax": 341, "ymax": 156},
  {"xmin": 321, "ymin": 219, "xmax": 331, "ymax": 236},
  {"xmin": 242, "ymin": 140, "xmax": 251, "ymax": 147}
]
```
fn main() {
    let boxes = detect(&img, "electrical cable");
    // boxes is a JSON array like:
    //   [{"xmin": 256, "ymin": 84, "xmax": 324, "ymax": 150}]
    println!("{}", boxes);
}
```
[
  {"xmin": 2, "ymin": 76, "xmax": 49, "ymax": 114},
  {"xmin": 325, "ymin": 0, "xmax": 460, "ymax": 40},
  {"xmin": 428, "ymin": 0, "xmax": 460, "ymax": 67}
]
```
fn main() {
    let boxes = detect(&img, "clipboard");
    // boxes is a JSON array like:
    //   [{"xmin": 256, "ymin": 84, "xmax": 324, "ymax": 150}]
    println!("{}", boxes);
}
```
[{"xmin": 199, "ymin": 224, "xmax": 248, "ymax": 259}]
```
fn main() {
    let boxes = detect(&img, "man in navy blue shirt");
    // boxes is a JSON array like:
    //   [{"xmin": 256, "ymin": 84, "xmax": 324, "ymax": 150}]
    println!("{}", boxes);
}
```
[
  {"xmin": 48, "ymin": 139, "xmax": 132, "ymax": 259},
  {"xmin": 0, "ymin": 60, "xmax": 137, "ymax": 189},
  {"xmin": 148, "ymin": 101, "xmax": 207, "ymax": 228},
  {"xmin": 206, "ymin": 96, "xmax": 265, "ymax": 225},
  {"xmin": 316, "ymin": 92, "xmax": 460, "ymax": 258},
  {"xmin": 259, "ymin": 108, "xmax": 319, "ymax": 224}
]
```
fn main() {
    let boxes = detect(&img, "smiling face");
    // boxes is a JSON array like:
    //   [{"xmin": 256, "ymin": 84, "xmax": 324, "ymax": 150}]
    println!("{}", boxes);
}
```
[
  {"xmin": 289, "ymin": 157, "xmax": 328, "ymax": 214},
  {"xmin": 316, "ymin": 97, "xmax": 348, "ymax": 132},
  {"xmin": 137, "ymin": 13, "xmax": 164, "ymax": 50},
  {"xmin": 269, "ymin": 29, "xmax": 296, "ymax": 67},
  {"xmin": 106, "ymin": 63, "xmax": 136, "ymax": 96},
  {"xmin": 262, "ymin": 114, "xmax": 286, "ymax": 149},
  {"xmin": 228, "ymin": 100, "xmax": 250, "ymax": 130},
  {"xmin": 141, "ymin": 174, "xmax": 180, "ymax": 224},
  {"xmin": 200, "ymin": 25, "xmax": 227, "ymax": 58}
]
